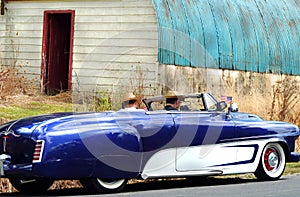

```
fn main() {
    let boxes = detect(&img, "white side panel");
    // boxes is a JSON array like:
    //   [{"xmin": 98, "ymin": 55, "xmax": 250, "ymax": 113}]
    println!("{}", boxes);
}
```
[
  {"xmin": 141, "ymin": 149, "xmax": 176, "ymax": 179},
  {"xmin": 142, "ymin": 139, "xmax": 283, "ymax": 179},
  {"xmin": 141, "ymin": 149, "xmax": 222, "ymax": 179},
  {"xmin": 176, "ymin": 145, "xmax": 239, "ymax": 171}
]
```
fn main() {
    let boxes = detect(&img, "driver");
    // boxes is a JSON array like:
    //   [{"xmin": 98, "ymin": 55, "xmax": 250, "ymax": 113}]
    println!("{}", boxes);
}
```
[{"xmin": 164, "ymin": 91, "xmax": 181, "ymax": 111}]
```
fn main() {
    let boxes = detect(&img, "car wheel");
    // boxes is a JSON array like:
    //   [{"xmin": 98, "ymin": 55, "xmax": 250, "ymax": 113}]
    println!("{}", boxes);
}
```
[
  {"xmin": 80, "ymin": 178, "xmax": 127, "ymax": 193},
  {"xmin": 254, "ymin": 143, "xmax": 286, "ymax": 180},
  {"xmin": 9, "ymin": 178, "xmax": 54, "ymax": 194}
]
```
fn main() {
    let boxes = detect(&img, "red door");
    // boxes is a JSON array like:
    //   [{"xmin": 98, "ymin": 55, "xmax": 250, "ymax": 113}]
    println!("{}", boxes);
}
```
[{"xmin": 41, "ymin": 11, "xmax": 74, "ymax": 95}]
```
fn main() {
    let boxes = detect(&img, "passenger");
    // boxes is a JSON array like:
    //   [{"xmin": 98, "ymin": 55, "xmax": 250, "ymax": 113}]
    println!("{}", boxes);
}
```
[
  {"xmin": 164, "ymin": 91, "xmax": 181, "ymax": 111},
  {"xmin": 122, "ymin": 93, "xmax": 139, "ymax": 110}
]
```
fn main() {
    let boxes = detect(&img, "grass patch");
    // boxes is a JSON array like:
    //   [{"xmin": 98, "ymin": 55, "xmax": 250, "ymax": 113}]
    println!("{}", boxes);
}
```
[
  {"xmin": 0, "ymin": 102, "xmax": 73, "ymax": 121},
  {"xmin": 284, "ymin": 162, "xmax": 300, "ymax": 175}
]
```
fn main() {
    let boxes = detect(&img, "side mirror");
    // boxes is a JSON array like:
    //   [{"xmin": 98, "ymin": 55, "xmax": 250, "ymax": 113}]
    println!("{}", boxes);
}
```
[
  {"xmin": 216, "ymin": 101, "xmax": 227, "ymax": 111},
  {"xmin": 229, "ymin": 103, "xmax": 238, "ymax": 112}
]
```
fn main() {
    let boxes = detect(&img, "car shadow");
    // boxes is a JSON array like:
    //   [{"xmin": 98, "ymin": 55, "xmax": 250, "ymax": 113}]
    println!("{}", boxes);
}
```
[{"xmin": 0, "ymin": 176, "xmax": 286, "ymax": 196}]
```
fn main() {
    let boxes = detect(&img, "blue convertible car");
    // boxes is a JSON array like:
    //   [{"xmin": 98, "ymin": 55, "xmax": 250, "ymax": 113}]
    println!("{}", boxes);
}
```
[{"xmin": 0, "ymin": 93, "xmax": 299, "ymax": 194}]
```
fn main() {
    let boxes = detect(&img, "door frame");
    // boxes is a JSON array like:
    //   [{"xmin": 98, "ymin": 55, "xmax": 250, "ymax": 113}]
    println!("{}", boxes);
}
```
[{"xmin": 40, "ymin": 10, "xmax": 75, "ymax": 94}]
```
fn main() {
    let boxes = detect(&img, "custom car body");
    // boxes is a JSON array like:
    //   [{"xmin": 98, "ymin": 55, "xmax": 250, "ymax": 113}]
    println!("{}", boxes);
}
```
[{"xmin": 0, "ymin": 93, "xmax": 299, "ymax": 194}]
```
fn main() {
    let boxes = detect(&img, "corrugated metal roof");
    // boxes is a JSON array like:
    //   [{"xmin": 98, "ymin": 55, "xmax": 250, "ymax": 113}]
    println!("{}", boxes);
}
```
[{"xmin": 152, "ymin": 0, "xmax": 300, "ymax": 75}]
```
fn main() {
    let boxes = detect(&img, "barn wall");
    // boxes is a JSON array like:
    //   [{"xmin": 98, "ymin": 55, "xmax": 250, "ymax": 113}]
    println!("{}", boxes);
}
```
[
  {"xmin": 157, "ymin": 64, "xmax": 300, "ymax": 122},
  {"xmin": 0, "ymin": 0, "xmax": 299, "ymax": 120},
  {"xmin": 0, "ymin": 0, "xmax": 158, "ymax": 95}
]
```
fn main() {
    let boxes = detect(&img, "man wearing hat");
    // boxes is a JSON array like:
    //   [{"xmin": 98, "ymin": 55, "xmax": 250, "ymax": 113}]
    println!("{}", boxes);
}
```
[
  {"xmin": 122, "ymin": 92, "xmax": 139, "ymax": 110},
  {"xmin": 164, "ymin": 91, "xmax": 181, "ymax": 111}
]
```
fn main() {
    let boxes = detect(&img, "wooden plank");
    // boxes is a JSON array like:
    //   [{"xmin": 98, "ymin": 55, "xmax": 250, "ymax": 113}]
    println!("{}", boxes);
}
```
[
  {"xmin": 7, "ymin": 7, "xmax": 155, "ymax": 16},
  {"xmin": 2, "ymin": 45, "xmax": 42, "ymax": 53},
  {"xmin": 72, "ymin": 62, "xmax": 156, "ymax": 70},
  {"xmin": 72, "ymin": 75, "xmax": 156, "ymax": 86},
  {"xmin": 8, "ymin": 0, "xmax": 153, "ymax": 9},
  {"xmin": 73, "ymin": 53, "xmax": 157, "ymax": 64},
  {"xmin": 73, "ymin": 38, "xmax": 157, "ymax": 48},
  {"xmin": 7, "ymin": 23, "xmax": 43, "ymax": 31},
  {"xmin": 1, "ymin": 38, "xmax": 42, "ymax": 45},
  {"xmin": 3, "ymin": 52, "xmax": 41, "ymax": 60},
  {"xmin": 0, "ymin": 16, "xmax": 42, "ymax": 23},
  {"xmin": 73, "ymin": 46, "xmax": 157, "ymax": 55},
  {"xmin": 73, "ymin": 68, "xmax": 156, "ymax": 79},
  {"xmin": 75, "ymin": 30, "xmax": 157, "ymax": 39},
  {"xmin": 75, "ymin": 15, "xmax": 157, "ymax": 23},
  {"xmin": 75, "ymin": 22, "xmax": 157, "ymax": 31}
]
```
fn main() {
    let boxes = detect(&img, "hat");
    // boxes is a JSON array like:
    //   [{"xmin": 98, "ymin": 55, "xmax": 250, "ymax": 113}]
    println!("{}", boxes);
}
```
[
  {"xmin": 123, "ymin": 92, "xmax": 137, "ymax": 101},
  {"xmin": 164, "ymin": 90, "xmax": 180, "ymax": 99}
]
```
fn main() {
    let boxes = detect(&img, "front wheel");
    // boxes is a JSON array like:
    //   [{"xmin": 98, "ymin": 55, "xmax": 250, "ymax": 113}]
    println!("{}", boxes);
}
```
[
  {"xmin": 254, "ymin": 143, "xmax": 286, "ymax": 181},
  {"xmin": 80, "ymin": 178, "xmax": 127, "ymax": 193},
  {"xmin": 9, "ymin": 178, "xmax": 54, "ymax": 194}
]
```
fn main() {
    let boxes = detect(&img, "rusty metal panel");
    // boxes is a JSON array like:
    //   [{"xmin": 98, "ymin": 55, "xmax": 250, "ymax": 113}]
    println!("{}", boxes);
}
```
[
  {"xmin": 196, "ymin": 0, "xmax": 220, "ymax": 69},
  {"xmin": 243, "ymin": 0, "xmax": 270, "ymax": 73},
  {"xmin": 224, "ymin": 0, "xmax": 246, "ymax": 71},
  {"xmin": 153, "ymin": 0, "xmax": 175, "ymax": 65},
  {"xmin": 279, "ymin": 0, "xmax": 300, "ymax": 75},
  {"xmin": 166, "ymin": 0, "xmax": 191, "ymax": 66},
  {"xmin": 234, "ymin": 0, "xmax": 259, "ymax": 72},
  {"xmin": 189, "ymin": 0, "xmax": 219, "ymax": 69},
  {"xmin": 255, "ymin": 0, "xmax": 285, "ymax": 74},
  {"xmin": 181, "ymin": 0, "xmax": 205, "ymax": 68},
  {"xmin": 152, "ymin": 0, "xmax": 300, "ymax": 75},
  {"xmin": 208, "ymin": 0, "xmax": 234, "ymax": 70}
]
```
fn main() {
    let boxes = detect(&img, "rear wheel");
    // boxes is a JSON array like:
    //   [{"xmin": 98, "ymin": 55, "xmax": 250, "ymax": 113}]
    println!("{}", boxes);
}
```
[
  {"xmin": 254, "ymin": 143, "xmax": 286, "ymax": 180},
  {"xmin": 9, "ymin": 178, "xmax": 54, "ymax": 194},
  {"xmin": 80, "ymin": 178, "xmax": 127, "ymax": 193}
]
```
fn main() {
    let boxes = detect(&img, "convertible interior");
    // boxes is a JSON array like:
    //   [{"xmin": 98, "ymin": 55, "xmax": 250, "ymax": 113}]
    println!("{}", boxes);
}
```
[{"xmin": 143, "ymin": 93, "xmax": 228, "ymax": 112}]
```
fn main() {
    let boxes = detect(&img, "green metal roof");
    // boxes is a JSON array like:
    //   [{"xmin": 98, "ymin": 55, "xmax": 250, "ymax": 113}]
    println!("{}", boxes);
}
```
[{"xmin": 152, "ymin": 0, "xmax": 300, "ymax": 75}]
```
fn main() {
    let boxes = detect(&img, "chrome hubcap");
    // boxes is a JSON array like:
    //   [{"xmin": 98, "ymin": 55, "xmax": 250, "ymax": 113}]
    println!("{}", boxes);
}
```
[{"xmin": 264, "ymin": 148, "xmax": 279, "ymax": 171}]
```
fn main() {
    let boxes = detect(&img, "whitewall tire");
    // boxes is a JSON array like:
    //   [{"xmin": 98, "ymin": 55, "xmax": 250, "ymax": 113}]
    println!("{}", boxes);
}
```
[
  {"xmin": 80, "ymin": 178, "xmax": 127, "ymax": 193},
  {"xmin": 254, "ymin": 143, "xmax": 286, "ymax": 180}
]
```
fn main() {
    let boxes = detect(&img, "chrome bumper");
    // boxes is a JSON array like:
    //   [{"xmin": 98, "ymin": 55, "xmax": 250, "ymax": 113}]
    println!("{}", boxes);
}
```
[
  {"xmin": 0, "ymin": 154, "xmax": 11, "ymax": 176},
  {"xmin": 290, "ymin": 152, "xmax": 300, "ymax": 162}
]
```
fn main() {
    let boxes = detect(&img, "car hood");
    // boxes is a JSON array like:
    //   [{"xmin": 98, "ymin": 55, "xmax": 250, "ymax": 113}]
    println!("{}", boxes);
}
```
[
  {"xmin": 230, "ymin": 112, "xmax": 263, "ymax": 121},
  {"xmin": 231, "ymin": 112, "xmax": 299, "ymax": 136}
]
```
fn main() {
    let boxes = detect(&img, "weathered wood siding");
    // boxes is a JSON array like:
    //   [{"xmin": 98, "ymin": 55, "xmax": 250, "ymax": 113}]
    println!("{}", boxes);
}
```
[{"xmin": 0, "ymin": 0, "xmax": 158, "ymax": 94}]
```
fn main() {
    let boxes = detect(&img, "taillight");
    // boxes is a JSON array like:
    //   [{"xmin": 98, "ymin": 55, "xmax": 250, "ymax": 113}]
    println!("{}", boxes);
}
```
[{"xmin": 32, "ymin": 140, "xmax": 44, "ymax": 163}]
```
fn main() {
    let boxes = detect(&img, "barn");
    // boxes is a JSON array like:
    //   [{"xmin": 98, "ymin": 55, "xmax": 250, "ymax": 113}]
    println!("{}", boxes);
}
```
[{"xmin": 0, "ymin": 0, "xmax": 299, "ymax": 113}]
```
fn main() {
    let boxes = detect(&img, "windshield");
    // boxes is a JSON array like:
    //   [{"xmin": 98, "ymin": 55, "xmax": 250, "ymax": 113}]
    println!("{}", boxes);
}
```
[
  {"xmin": 203, "ymin": 94, "xmax": 218, "ymax": 111},
  {"xmin": 144, "ymin": 93, "xmax": 219, "ymax": 112}
]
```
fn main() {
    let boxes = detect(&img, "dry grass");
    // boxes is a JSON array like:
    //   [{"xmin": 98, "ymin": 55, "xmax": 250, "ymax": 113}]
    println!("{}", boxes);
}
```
[
  {"xmin": 0, "ymin": 67, "xmax": 30, "ymax": 99},
  {"xmin": 49, "ymin": 180, "xmax": 82, "ymax": 190},
  {"xmin": 0, "ymin": 179, "xmax": 16, "ymax": 193}
]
